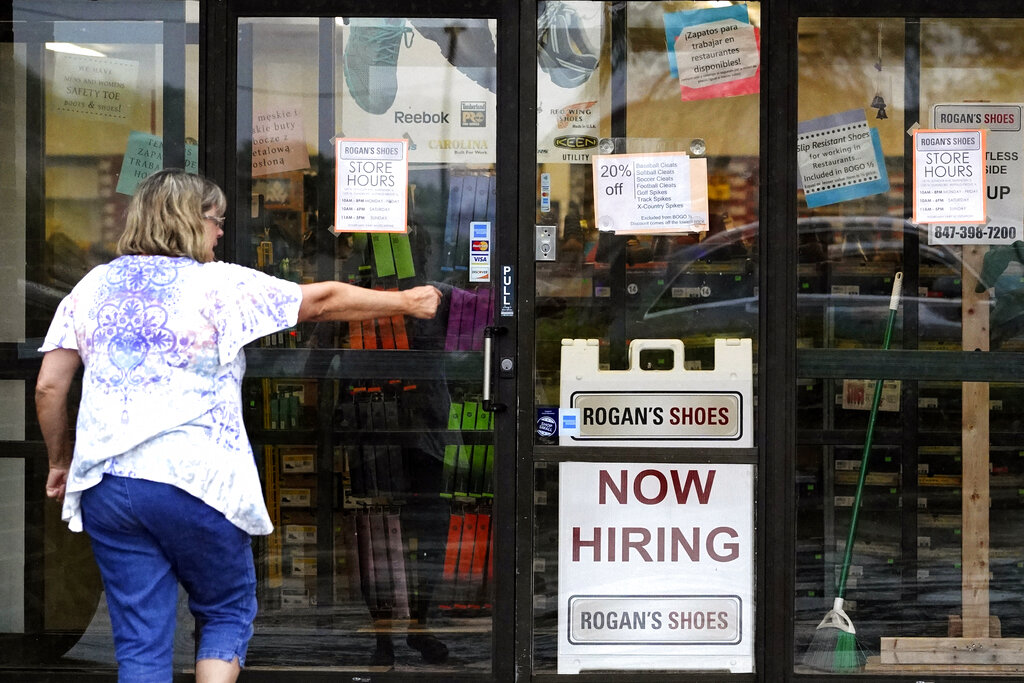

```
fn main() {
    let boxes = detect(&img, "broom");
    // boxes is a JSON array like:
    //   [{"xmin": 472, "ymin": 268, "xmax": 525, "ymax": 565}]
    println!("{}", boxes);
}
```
[{"xmin": 803, "ymin": 271, "xmax": 903, "ymax": 672}]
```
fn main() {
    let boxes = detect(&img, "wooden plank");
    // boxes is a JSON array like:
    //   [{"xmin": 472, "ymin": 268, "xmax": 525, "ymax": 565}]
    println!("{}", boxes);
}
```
[
  {"xmin": 962, "ymin": 378, "xmax": 990, "ymax": 637},
  {"xmin": 962, "ymin": 246, "xmax": 990, "ymax": 351},
  {"xmin": 961, "ymin": 244, "xmax": 990, "ymax": 639},
  {"xmin": 880, "ymin": 637, "xmax": 1024, "ymax": 665},
  {"xmin": 866, "ymin": 655, "xmax": 1024, "ymax": 674},
  {"xmin": 948, "ymin": 614, "xmax": 1001, "ymax": 638}
]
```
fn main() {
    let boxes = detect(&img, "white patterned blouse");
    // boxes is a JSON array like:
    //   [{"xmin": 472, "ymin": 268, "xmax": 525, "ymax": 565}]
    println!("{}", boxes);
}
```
[{"xmin": 40, "ymin": 255, "xmax": 302, "ymax": 535}]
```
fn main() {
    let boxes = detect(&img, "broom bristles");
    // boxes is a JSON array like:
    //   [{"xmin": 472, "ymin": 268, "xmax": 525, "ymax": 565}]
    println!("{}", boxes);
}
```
[
  {"xmin": 802, "ymin": 599, "xmax": 867, "ymax": 673},
  {"xmin": 802, "ymin": 626, "xmax": 867, "ymax": 672},
  {"xmin": 834, "ymin": 630, "xmax": 867, "ymax": 671}
]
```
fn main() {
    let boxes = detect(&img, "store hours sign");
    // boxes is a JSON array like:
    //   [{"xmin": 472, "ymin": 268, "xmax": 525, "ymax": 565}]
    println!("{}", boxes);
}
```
[
  {"xmin": 333, "ymin": 138, "xmax": 409, "ymax": 233},
  {"xmin": 912, "ymin": 129, "xmax": 986, "ymax": 227},
  {"xmin": 558, "ymin": 462, "xmax": 754, "ymax": 674}
]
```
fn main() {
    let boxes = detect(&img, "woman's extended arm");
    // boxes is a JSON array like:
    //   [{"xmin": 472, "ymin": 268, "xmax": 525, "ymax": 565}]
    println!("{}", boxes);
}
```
[
  {"xmin": 297, "ymin": 282, "xmax": 442, "ymax": 323},
  {"xmin": 35, "ymin": 348, "xmax": 82, "ymax": 500}
]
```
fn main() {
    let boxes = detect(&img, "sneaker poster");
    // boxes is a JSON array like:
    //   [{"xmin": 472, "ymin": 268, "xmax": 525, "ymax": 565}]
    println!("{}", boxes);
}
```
[
  {"xmin": 340, "ymin": 18, "xmax": 497, "ymax": 165},
  {"xmin": 536, "ymin": 1, "xmax": 604, "ymax": 165}
]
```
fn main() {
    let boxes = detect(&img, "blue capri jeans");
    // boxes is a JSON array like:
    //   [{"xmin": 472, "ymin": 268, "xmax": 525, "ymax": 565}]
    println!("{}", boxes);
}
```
[{"xmin": 81, "ymin": 474, "xmax": 257, "ymax": 683}]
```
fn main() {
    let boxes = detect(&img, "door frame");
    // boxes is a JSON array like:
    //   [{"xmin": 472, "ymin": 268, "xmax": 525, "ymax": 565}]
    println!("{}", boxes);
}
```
[
  {"xmin": 204, "ymin": 1, "xmax": 519, "ymax": 680},
  {"xmin": 774, "ymin": 2, "xmax": 1024, "ymax": 681},
  {"xmin": 515, "ymin": 2, "xmax": 766, "ymax": 681},
  {"xmin": 12, "ymin": 0, "xmax": 1024, "ymax": 680}
]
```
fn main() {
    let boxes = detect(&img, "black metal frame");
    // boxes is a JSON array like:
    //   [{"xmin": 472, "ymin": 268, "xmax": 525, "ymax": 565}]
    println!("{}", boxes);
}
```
[
  {"xmin": 765, "ymin": 2, "xmax": 795, "ymax": 680},
  {"xmin": 6, "ymin": 2, "xmax": 192, "ymax": 677},
  {"xmin": 518, "ymin": 3, "xmax": 759, "ymax": 681},
  {"xmin": 780, "ymin": 3, "xmax": 1024, "ymax": 682},
  {"xmin": 9, "ymin": 0, "xmax": 1024, "ymax": 681},
  {"xmin": 210, "ymin": 1, "xmax": 519, "ymax": 681}
]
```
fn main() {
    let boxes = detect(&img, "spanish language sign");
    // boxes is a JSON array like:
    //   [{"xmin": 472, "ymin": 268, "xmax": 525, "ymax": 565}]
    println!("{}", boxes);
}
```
[
  {"xmin": 912, "ymin": 129, "xmax": 986, "ymax": 225},
  {"xmin": 116, "ymin": 131, "xmax": 198, "ymax": 196},
  {"xmin": 558, "ymin": 462, "xmax": 754, "ymax": 674},
  {"xmin": 333, "ymin": 138, "xmax": 409, "ymax": 234},
  {"xmin": 592, "ymin": 152, "xmax": 709, "ymax": 234},
  {"xmin": 674, "ymin": 19, "xmax": 759, "ymax": 97},
  {"xmin": 252, "ymin": 106, "xmax": 310, "ymax": 177},
  {"xmin": 663, "ymin": 5, "xmax": 759, "ymax": 102},
  {"xmin": 52, "ymin": 53, "xmax": 138, "ymax": 122},
  {"xmin": 797, "ymin": 109, "xmax": 889, "ymax": 208},
  {"xmin": 930, "ymin": 104, "xmax": 1024, "ymax": 245}
]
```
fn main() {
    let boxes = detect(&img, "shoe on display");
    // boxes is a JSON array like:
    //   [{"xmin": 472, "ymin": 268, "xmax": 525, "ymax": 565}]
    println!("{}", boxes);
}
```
[
  {"xmin": 537, "ymin": 1, "xmax": 599, "ymax": 89},
  {"xmin": 344, "ymin": 18, "xmax": 414, "ymax": 115},
  {"xmin": 411, "ymin": 19, "xmax": 496, "ymax": 94},
  {"xmin": 406, "ymin": 632, "xmax": 449, "ymax": 663}
]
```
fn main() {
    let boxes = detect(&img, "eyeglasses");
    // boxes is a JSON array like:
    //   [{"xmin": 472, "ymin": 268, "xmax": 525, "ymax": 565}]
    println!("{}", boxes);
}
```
[{"xmin": 203, "ymin": 214, "xmax": 226, "ymax": 226}]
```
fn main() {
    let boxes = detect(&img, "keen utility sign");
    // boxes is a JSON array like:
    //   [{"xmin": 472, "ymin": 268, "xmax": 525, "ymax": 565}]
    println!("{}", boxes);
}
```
[{"xmin": 559, "ymin": 338, "xmax": 753, "ymax": 447}]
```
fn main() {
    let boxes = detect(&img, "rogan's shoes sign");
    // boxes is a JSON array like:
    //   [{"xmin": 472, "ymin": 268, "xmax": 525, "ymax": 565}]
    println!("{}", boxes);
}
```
[
  {"xmin": 558, "ymin": 338, "xmax": 753, "ymax": 448},
  {"xmin": 558, "ymin": 462, "xmax": 754, "ymax": 673}
]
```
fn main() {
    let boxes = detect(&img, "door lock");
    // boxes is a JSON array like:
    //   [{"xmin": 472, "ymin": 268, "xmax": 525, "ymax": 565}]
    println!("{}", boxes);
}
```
[{"xmin": 536, "ymin": 225, "xmax": 556, "ymax": 261}]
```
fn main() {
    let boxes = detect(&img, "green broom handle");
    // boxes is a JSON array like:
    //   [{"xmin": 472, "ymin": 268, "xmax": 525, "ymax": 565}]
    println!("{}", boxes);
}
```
[{"xmin": 836, "ymin": 272, "xmax": 903, "ymax": 599}]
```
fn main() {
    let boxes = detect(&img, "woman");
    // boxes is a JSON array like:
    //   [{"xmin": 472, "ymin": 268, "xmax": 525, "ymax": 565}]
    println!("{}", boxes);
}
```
[{"xmin": 35, "ymin": 169, "xmax": 441, "ymax": 683}]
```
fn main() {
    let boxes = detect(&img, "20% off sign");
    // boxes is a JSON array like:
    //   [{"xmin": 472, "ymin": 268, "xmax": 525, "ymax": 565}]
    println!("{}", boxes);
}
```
[{"xmin": 592, "ymin": 152, "xmax": 708, "ymax": 234}]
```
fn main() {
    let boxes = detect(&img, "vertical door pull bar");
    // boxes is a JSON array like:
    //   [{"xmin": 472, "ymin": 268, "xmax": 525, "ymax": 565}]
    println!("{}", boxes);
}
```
[{"xmin": 482, "ymin": 326, "xmax": 507, "ymax": 412}]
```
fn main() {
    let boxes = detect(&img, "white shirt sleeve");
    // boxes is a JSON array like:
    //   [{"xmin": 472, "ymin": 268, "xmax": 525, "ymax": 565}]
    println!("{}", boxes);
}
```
[
  {"xmin": 208, "ymin": 264, "xmax": 303, "ymax": 364},
  {"xmin": 39, "ymin": 293, "xmax": 82, "ymax": 353}
]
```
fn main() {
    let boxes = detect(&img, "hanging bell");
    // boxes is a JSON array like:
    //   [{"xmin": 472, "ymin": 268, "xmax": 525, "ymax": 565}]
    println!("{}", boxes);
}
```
[
  {"xmin": 870, "ymin": 94, "xmax": 885, "ymax": 109},
  {"xmin": 876, "ymin": 106, "xmax": 888, "ymax": 120}
]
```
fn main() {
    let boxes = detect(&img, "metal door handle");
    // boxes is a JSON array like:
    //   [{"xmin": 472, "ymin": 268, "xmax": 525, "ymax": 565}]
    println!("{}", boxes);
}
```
[{"xmin": 482, "ymin": 326, "xmax": 507, "ymax": 412}]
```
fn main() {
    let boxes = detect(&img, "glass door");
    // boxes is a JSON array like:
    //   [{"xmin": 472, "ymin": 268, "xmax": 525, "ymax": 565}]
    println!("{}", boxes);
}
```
[
  {"xmin": 792, "ymin": 11, "xmax": 1024, "ymax": 678},
  {"xmin": 233, "ymin": 12, "xmax": 506, "ymax": 676},
  {"xmin": 528, "ymin": 1, "xmax": 761, "ymax": 676},
  {"xmin": 3, "ymin": 0, "xmax": 197, "ymax": 672}
]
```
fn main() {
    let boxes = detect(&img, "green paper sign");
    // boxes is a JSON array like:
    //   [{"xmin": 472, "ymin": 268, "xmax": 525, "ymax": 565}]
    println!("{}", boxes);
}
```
[{"xmin": 116, "ymin": 131, "xmax": 198, "ymax": 196}]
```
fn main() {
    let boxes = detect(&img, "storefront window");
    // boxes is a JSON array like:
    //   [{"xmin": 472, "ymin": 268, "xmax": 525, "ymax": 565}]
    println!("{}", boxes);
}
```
[
  {"xmin": 3, "ymin": 0, "xmax": 198, "ymax": 670},
  {"xmin": 795, "ymin": 17, "xmax": 1024, "ymax": 676},
  {"xmin": 236, "ymin": 15, "xmax": 498, "ymax": 673},
  {"xmin": 533, "ymin": 1, "xmax": 760, "ymax": 674},
  {"xmin": 11, "ymin": 1, "xmax": 1024, "ymax": 680}
]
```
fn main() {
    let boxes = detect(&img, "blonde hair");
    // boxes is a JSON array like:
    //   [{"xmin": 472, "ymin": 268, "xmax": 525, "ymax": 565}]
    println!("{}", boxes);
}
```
[{"xmin": 117, "ymin": 169, "xmax": 226, "ymax": 263}]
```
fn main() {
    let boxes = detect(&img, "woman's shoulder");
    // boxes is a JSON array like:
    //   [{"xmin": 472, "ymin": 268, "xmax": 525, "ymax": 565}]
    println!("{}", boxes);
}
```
[
  {"xmin": 71, "ymin": 258, "xmax": 121, "ymax": 290},
  {"xmin": 192, "ymin": 261, "xmax": 297, "ymax": 298},
  {"xmin": 197, "ymin": 260, "xmax": 265, "ymax": 283}
]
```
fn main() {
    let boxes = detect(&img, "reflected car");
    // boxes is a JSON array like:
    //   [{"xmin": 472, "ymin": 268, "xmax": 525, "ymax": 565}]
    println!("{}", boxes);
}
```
[{"xmin": 634, "ymin": 216, "xmax": 1022, "ymax": 349}]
